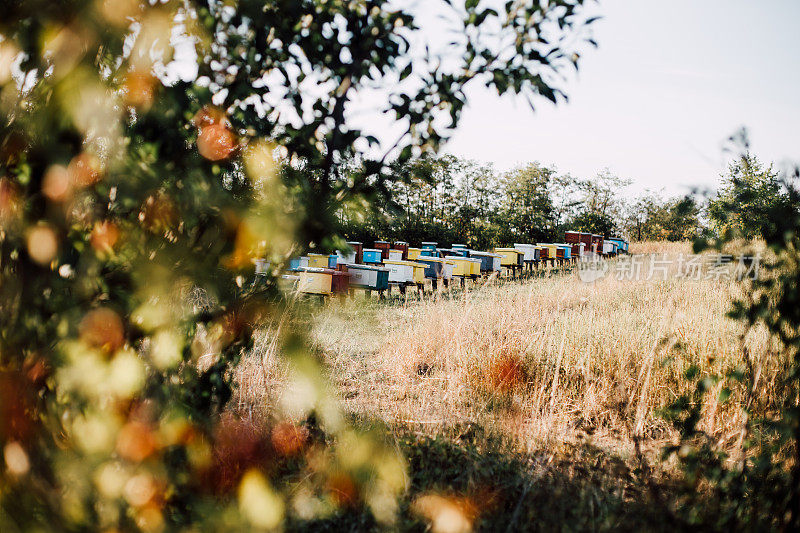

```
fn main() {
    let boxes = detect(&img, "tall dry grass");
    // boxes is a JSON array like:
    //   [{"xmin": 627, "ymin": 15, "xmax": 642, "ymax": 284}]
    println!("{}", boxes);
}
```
[
  {"xmin": 236, "ymin": 243, "xmax": 782, "ymax": 456},
  {"xmin": 629, "ymin": 240, "xmax": 694, "ymax": 255}
]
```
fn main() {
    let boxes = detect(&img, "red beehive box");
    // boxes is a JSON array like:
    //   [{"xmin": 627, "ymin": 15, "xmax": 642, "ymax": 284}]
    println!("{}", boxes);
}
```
[
  {"xmin": 374, "ymin": 241, "xmax": 390, "ymax": 260},
  {"xmin": 346, "ymin": 241, "xmax": 363, "ymax": 264},
  {"xmin": 539, "ymin": 246, "xmax": 549, "ymax": 260},
  {"xmin": 392, "ymin": 241, "xmax": 409, "ymax": 260},
  {"xmin": 579, "ymin": 233, "xmax": 592, "ymax": 247},
  {"xmin": 565, "ymin": 231, "xmax": 581, "ymax": 244},
  {"xmin": 331, "ymin": 266, "xmax": 350, "ymax": 294}
]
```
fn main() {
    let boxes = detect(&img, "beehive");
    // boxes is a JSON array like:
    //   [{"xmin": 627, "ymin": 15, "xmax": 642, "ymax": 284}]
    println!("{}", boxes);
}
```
[
  {"xmin": 392, "ymin": 241, "xmax": 409, "ymax": 260},
  {"xmin": 386, "ymin": 260, "xmax": 428, "ymax": 284},
  {"xmin": 336, "ymin": 249, "xmax": 356, "ymax": 264},
  {"xmin": 307, "ymin": 253, "xmax": 330, "ymax": 268},
  {"xmin": 494, "ymin": 248, "xmax": 522, "ymax": 267},
  {"xmin": 469, "ymin": 251, "xmax": 501, "ymax": 272},
  {"xmin": 388, "ymin": 249, "xmax": 403, "ymax": 261},
  {"xmin": 446, "ymin": 256, "xmax": 473, "ymax": 277},
  {"xmin": 383, "ymin": 260, "xmax": 416, "ymax": 284},
  {"xmin": 347, "ymin": 264, "xmax": 389, "ymax": 290},
  {"xmin": 591, "ymin": 234, "xmax": 603, "ymax": 254},
  {"xmin": 374, "ymin": 241, "xmax": 391, "ymax": 260},
  {"xmin": 571, "ymin": 242, "xmax": 586, "ymax": 258},
  {"xmin": 410, "ymin": 262, "xmax": 427, "ymax": 283},
  {"xmin": 422, "ymin": 257, "xmax": 454, "ymax": 278},
  {"xmin": 407, "ymin": 247, "xmax": 422, "ymax": 260},
  {"xmin": 415, "ymin": 257, "xmax": 444, "ymax": 279},
  {"xmin": 565, "ymin": 231, "xmax": 581, "ymax": 244},
  {"xmin": 513, "ymin": 243, "xmax": 538, "ymax": 262},
  {"xmin": 421, "ymin": 241, "xmax": 438, "ymax": 250},
  {"xmin": 538, "ymin": 246, "xmax": 549, "ymax": 260},
  {"xmin": 603, "ymin": 241, "xmax": 618, "ymax": 255},
  {"xmin": 442, "ymin": 259, "xmax": 455, "ymax": 279},
  {"xmin": 298, "ymin": 267, "xmax": 333, "ymax": 295},
  {"xmin": 346, "ymin": 241, "xmax": 363, "ymax": 264},
  {"xmin": 467, "ymin": 257, "xmax": 482, "ymax": 276},
  {"xmin": 554, "ymin": 244, "xmax": 572, "ymax": 259},
  {"xmin": 537, "ymin": 244, "xmax": 560, "ymax": 260},
  {"xmin": 331, "ymin": 268, "xmax": 350, "ymax": 294},
  {"xmin": 607, "ymin": 237, "xmax": 626, "ymax": 253},
  {"xmin": 289, "ymin": 256, "xmax": 309, "ymax": 271},
  {"xmin": 362, "ymin": 248, "xmax": 383, "ymax": 264}
]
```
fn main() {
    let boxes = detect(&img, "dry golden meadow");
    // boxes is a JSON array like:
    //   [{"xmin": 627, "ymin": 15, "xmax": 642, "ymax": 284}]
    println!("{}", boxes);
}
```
[{"xmin": 232, "ymin": 241, "xmax": 779, "ymax": 528}]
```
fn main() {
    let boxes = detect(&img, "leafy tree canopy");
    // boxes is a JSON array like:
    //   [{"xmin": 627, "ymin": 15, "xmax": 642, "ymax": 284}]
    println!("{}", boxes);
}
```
[{"xmin": 708, "ymin": 153, "xmax": 792, "ymax": 240}]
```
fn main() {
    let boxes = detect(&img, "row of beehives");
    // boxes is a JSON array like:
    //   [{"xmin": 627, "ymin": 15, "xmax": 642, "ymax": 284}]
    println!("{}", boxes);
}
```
[
  {"xmin": 277, "ymin": 233, "xmax": 628, "ymax": 297},
  {"xmin": 564, "ymin": 231, "xmax": 629, "ymax": 255}
]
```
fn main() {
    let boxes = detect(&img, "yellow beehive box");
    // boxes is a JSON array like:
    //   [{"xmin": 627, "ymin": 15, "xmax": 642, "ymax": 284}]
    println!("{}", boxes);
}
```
[
  {"xmin": 306, "ymin": 253, "xmax": 330, "ymax": 268},
  {"xmin": 407, "ymin": 247, "xmax": 422, "ymax": 260},
  {"xmin": 298, "ymin": 268, "xmax": 333, "ymax": 295},
  {"xmin": 468, "ymin": 258, "xmax": 481, "ymax": 276},
  {"xmin": 494, "ymin": 248, "xmax": 521, "ymax": 266},
  {"xmin": 447, "ymin": 257, "xmax": 473, "ymax": 277},
  {"xmin": 410, "ymin": 262, "xmax": 426, "ymax": 283}
]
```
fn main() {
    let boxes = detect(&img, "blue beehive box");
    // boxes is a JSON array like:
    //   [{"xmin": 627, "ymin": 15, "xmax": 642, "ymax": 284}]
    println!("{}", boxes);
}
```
[
  {"xmin": 607, "ymin": 237, "xmax": 627, "ymax": 253},
  {"xmin": 362, "ymin": 248, "xmax": 383, "ymax": 264},
  {"xmin": 289, "ymin": 257, "xmax": 309, "ymax": 271},
  {"xmin": 421, "ymin": 241, "xmax": 438, "ymax": 251},
  {"xmin": 415, "ymin": 257, "xmax": 444, "ymax": 279},
  {"xmin": 328, "ymin": 254, "xmax": 338, "ymax": 268},
  {"xmin": 554, "ymin": 244, "xmax": 572, "ymax": 259},
  {"xmin": 468, "ymin": 251, "xmax": 501, "ymax": 272}
]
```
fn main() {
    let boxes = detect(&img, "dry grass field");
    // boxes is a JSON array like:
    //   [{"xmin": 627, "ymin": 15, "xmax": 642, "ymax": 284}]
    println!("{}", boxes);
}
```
[{"xmin": 233, "ymin": 241, "xmax": 780, "ymax": 529}]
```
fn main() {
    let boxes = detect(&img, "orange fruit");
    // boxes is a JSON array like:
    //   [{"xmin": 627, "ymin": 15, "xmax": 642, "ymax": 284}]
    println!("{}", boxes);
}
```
[{"xmin": 197, "ymin": 124, "xmax": 237, "ymax": 161}]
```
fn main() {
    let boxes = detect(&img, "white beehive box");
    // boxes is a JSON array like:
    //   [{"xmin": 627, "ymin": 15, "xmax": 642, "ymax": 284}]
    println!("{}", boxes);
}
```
[
  {"xmin": 513, "ymin": 243, "xmax": 537, "ymax": 262},
  {"xmin": 383, "ymin": 260, "xmax": 414, "ymax": 284}
]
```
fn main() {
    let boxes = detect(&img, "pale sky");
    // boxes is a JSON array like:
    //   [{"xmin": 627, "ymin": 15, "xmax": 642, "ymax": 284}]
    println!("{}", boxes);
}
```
[
  {"xmin": 160, "ymin": 0, "xmax": 800, "ymax": 199},
  {"xmin": 443, "ymin": 0, "xmax": 800, "ymax": 197}
]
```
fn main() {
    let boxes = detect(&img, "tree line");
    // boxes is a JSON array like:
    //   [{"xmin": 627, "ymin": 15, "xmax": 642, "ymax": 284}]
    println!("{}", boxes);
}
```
[{"xmin": 332, "ymin": 152, "xmax": 789, "ymax": 247}]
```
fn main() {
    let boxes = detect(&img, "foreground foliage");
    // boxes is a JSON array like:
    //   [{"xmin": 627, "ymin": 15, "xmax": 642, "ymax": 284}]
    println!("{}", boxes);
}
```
[
  {"xmin": 663, "ymin": 150, "xmax": 800, "ymax": 530},
  {"xmin": 0, "ymin": 0, "xmax": 594, "ymax": 529}
]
